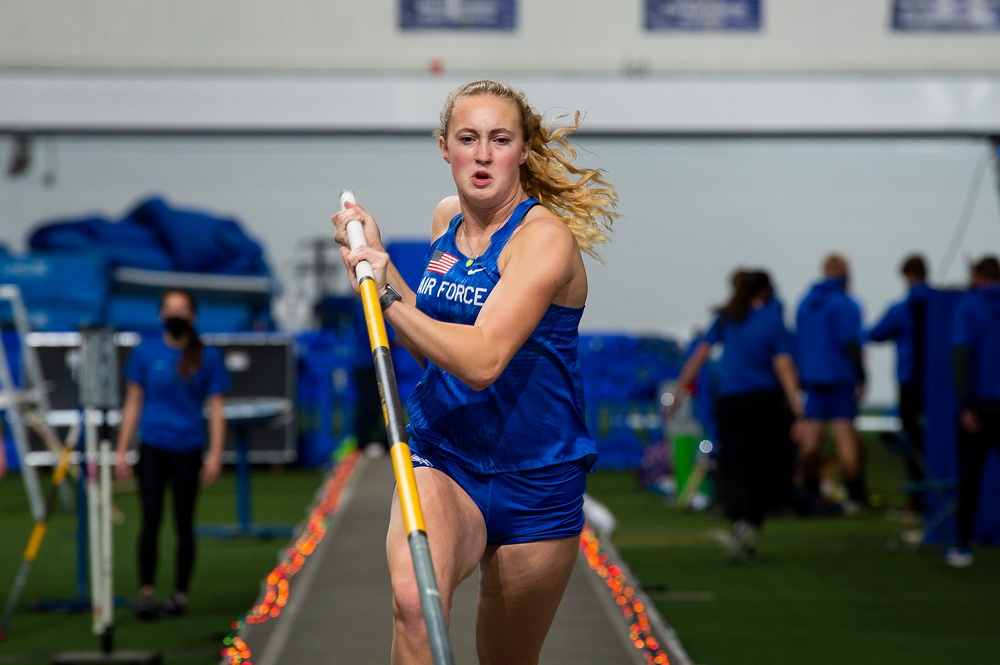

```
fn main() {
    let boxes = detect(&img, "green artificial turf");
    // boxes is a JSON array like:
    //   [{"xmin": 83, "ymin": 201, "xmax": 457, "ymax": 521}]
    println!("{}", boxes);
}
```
[
  {"xmin": 586, "ymin": 434, "xmax": 1000, "ymax": 665},
  {"xmin": 0, "ymin": 465, "xmax": 327, "ymax": 664},
  {"xmin": 5, "ymin": 436, "xmax": 997, "ymax": 665}
]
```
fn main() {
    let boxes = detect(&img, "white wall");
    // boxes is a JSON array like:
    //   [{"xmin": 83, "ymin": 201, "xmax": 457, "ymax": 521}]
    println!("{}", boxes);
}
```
[
  {"xmin": 6, "ymin": 73, "xmax": 1000, "ymax": 134},
  {"xmin": 2, "ymin": 0, "xmax": 1000, "ymax": 406},
  {"xmin": 2, "ymin": 0, "xmax": 999, "ymax": 74},
  {"xmin": 2, "ymin": 131, "xmax": 998, "ymax": 405}
]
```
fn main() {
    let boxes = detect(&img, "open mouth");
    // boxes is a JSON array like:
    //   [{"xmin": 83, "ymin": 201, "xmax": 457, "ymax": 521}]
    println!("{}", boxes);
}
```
[{"xmin": 472, "ymin": 171, "xmax": 492, "ymax": 186}]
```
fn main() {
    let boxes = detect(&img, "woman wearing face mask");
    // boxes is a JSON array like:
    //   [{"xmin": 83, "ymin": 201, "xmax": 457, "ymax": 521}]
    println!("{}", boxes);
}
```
[{"xmin": 115, "ymin": 288, "xmax": 230, "ymax": 620}]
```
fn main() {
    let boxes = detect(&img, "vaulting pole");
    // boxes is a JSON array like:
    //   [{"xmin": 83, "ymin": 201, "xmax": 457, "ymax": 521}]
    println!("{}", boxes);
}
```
[{"xmin": 340, "ymin": 190, "xmax": 453, "ymax": 665}]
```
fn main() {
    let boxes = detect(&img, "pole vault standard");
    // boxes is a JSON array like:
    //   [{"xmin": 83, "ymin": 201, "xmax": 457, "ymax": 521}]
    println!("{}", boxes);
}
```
[
  {"xmin": 79, "ymin": 327, "xmax": 117, "ymax": 652},
  {"xmin": 49, "ymin": 328, "xmax": 161, "ymax": 665},
  {"xmin": 340, "ymin": 190, "xmax": 454, "ymax": 665}
]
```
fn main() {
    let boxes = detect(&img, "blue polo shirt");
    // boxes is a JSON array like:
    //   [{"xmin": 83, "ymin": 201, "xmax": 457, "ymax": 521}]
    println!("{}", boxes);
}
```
[
  {"xmin": 868, "ymin": 282, "xmax": 934, "ymax": 386},
  {"xmin": 704, "ymin": 297, "xmax": 793, "ymax": 397},
  {"xmin": 795, "ymin": 278, "xmax": 864, "ymax": 386},
  {"xmin": 950, "ymin": 284, "xmax": 1000, "ymax": 402},
  {"xmin": 125, "ymin": 336, "xmax": 231, "ymax": 451}
]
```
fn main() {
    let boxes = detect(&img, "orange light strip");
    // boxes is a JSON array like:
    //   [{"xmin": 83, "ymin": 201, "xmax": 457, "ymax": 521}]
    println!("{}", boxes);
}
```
[
  {"xmin": 223, "ymin": 451, "xmax": 362, "ymax": 665},
  {"xmin": 579, "ymin": 525, "xmax": 670, "ymax": 665}
]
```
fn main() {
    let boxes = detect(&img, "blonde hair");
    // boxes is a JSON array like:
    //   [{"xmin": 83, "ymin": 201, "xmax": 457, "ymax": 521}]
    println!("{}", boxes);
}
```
[{"xmin": 436, "ymin": 80, "xmax": 618, "ymax": 258}]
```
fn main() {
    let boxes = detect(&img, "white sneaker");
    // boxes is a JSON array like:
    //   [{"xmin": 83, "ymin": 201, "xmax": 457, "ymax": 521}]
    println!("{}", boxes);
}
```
[
  {"xmin": 944, "ymin": 547, "xmax": 974, "ymax": 569},
  {"xmin": 842, "ymin": 499, "xmax": 867, "ymax": 517},
  {"xmin": 364, "ymin": 442, "xmax": 386, "ymax": 458},
  {"xmin": 727, "ymin": 520, "xmax": 758, "ymax": 564}
]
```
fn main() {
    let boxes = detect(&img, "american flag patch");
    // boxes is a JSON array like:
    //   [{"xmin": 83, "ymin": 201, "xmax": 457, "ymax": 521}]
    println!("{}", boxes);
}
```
[{"xmin": 427, "ymin": 249, "xmax": 459, "ymax": 275}]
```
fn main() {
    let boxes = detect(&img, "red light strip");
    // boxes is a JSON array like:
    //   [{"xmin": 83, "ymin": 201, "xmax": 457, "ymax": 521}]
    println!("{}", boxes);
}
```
[
  {"xmin": 223, "ymin": 451, "xmax": 362, "ymax": 665},
  {"xmin": 579, "ymin": 525, "xmax": 670, "ymax": 665}
]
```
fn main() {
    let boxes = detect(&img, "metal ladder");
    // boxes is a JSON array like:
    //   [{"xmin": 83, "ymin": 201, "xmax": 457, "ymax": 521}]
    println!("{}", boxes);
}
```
[{"xmin": 0, "ymin": 284, "xmax": 72, "ymax": 521}]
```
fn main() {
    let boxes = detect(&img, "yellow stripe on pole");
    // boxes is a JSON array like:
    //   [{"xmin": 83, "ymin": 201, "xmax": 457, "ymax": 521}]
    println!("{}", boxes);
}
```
[
  {"xmin": 24, "ymin": 524, "xmax": 48, "ymax": 562},
  {"xmin": 389, "ymin": 442, "xmax": 426, "ymax": 534},
  {"xmin": 52, "ymin": 448, "xmax": 72, "ymax": 485},
  {"xmin": 358, "ymin": 278, "xmax": 390, "ymax": 352}
]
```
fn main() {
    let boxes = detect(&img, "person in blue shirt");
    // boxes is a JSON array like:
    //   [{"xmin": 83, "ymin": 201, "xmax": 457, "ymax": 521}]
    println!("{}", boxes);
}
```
[
  {"xmin": 114, "ymin": 289, "xmax": 230, "ymax": 619},
  {"xmin": 869, "ymin": 254, "xmax": 934, "ymax": 517},
  {"xmin": 671, "ymin": 269, "xmax": 804, "ymax": 563},
  {"xmin": 795, "ymin": 254, "xmax": 868, "ymax": 514},
  {"xmin": 331, "ymin": 80, "xmax": 617, "ymax": 664},
  {"xmin": 945, "ymin": 256, "xmax": 1000, "ymax": 568}
]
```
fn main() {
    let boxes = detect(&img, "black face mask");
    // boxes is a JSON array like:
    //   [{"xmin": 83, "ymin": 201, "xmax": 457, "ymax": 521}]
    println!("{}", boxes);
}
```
[{"xmin": 164, "ymin": 317, "xmax": 192, "ymax": 338}]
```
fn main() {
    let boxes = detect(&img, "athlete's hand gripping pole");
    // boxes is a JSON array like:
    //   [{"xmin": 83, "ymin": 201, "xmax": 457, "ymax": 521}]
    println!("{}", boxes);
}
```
[{"xmin": 340, "ymin": 190, "xmax": 454, "ymax": 665}]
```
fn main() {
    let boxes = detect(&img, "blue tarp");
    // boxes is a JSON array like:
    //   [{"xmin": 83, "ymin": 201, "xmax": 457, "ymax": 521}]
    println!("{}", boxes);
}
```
[
  {"xmin": 28, "ymin": 214, "xmax": 174, "ymax": 271},
  {"xmin": 10, "ymin": 196, "xmax": 274, "ymax": 332},
  {"xmin": 28, "ymin": 196, "xmax": 271, "ymax": 276}
]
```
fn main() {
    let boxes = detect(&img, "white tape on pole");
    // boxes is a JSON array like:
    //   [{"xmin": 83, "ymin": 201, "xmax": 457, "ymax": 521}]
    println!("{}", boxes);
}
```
[{"xmin": 340, "ymin": 189, "xmax": 375, "ymax": 282}]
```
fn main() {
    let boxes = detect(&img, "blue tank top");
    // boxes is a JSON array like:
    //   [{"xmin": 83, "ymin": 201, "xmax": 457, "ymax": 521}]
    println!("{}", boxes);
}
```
[{"xmin": 405, "ymin": 198, "xmax": 597, "ymax": 474}]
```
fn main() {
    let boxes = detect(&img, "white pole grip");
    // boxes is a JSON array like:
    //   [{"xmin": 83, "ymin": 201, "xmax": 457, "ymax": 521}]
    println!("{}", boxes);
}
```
[{"xmin": 340, "ymin": 189, "xmax": 375, "ymax": 282}]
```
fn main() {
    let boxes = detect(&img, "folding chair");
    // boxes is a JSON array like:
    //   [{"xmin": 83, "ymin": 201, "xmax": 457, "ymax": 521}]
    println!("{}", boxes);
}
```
[{"xmin": 880, "ymin": 426, "xmax": 957, "ymax": 552}]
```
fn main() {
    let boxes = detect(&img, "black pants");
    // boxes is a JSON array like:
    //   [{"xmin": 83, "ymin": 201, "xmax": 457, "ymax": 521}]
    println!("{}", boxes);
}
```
[
  {"xmin": 352, "ymin": 366, "xmax": 388, "ymax": 449},
  {"xmin": 136, "ymin": 443, "xmax": 203, "ymax": 593},
  {"xmin": 899, "ymin": 382, "xmax": 926, "ymax": 512},
  {"xmin": 956, "ymin": 402, "xmax": 1000, "ymax": 548},
  {"xmin": 715, "ymin": 389, "xmax": 794, "ymax": 528}
]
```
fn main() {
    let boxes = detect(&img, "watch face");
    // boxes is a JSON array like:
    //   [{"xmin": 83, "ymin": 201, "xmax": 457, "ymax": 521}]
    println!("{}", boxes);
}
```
[{"xmin": 381, "ymin": 286, "xmax": 401, "ymax": 310}]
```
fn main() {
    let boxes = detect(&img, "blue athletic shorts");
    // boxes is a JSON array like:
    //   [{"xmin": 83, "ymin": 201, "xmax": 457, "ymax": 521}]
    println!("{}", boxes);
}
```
[
  {"xmin": 409, "ymin": 448, "xmax": 587, "ymax": 546},
  {"xmin": 803, "ymin": 383, "xmax": 858, "ymax": 421}
]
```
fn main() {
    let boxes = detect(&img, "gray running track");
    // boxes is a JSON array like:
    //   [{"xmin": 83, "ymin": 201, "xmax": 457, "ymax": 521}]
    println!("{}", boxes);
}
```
[{"xmin": 236, "ymin": 456, "xmax": 684, "ymax": 665}]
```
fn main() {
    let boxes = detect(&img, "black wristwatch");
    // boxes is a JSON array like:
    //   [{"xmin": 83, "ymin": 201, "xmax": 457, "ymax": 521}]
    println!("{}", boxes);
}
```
[{"xmin": 379, "ymin": 284, "xmax": 402, "ymax": 311}]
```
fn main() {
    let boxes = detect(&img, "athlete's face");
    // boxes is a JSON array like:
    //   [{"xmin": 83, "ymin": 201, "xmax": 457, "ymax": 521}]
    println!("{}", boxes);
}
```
[
  {"xmin": 159, "ymin": 292, "xmax": 195, "ymax": 323},
  {"xmin": 439, "ymin": 95, "xmax": 529, "ymax": 204}
]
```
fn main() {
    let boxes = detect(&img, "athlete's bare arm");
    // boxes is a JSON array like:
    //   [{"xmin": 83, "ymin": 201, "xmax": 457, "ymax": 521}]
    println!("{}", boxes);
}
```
[{"xmin": 344, "ymin": 213, "xmax": 580, "ymax": 391}]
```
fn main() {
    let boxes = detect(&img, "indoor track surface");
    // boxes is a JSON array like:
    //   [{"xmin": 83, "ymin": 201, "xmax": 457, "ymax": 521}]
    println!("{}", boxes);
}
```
[{"xmin": 235, "ymin": 455, "xmax": 685, "ymax": 665}]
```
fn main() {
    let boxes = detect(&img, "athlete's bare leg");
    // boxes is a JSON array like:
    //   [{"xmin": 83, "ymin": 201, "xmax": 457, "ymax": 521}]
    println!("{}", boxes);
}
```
[
  {"xmin": 799, "ymin": 419, "xmax": 823, "ymax": 460},
  {"xmin": 475, "ymin": 535, "xmax": 579, "ymax": 665},
  {"xmin": 797, "ymin": 419, "xmax": 824, "ymax": 476},
  {"xmin": 830, "ymin": 419, "xmax": 859, "ymax": 479},
  {"xmin": 386, "ymin": 467, "xmax": 487, "ymax": 665}
]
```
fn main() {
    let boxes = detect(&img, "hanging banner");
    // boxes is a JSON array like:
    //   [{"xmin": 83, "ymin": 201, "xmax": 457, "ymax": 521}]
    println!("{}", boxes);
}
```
[
  {"xmin": 400, "ymin": 0, "xmax": 516, "ymax": 30},
  {"xmin": 892, "ymin": 0, "xmax": 1000, "ymax": 31},
  {"xmin": 645, "ymin": 0, "xmax": 762, "ymax": 31}
]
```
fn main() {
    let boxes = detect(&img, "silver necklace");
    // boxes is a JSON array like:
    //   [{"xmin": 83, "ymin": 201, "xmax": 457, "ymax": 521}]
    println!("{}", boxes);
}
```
[{"xmin": 461, "ymin": 223, "xmax": 488, "ymax": 268}]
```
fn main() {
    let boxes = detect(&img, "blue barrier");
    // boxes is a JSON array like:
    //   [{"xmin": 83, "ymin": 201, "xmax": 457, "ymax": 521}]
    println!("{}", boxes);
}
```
[
  {"xmin": 386, "ymin": 239, "xmax": 431, "ymax": 288},
  {"xmin": 923, "ymin": 289, "xmax": 1000, "ymax": 544},
  {"xmin": 0, "ymin": 251, "xmax": 109, "ymax": 316},
  {"xmin": 0, "ymin": 330, "xmax": 22, "ymax": 472},
  {"xmin": 295, "ymin": 330, "xmax": 359, "ymax": 467}
]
